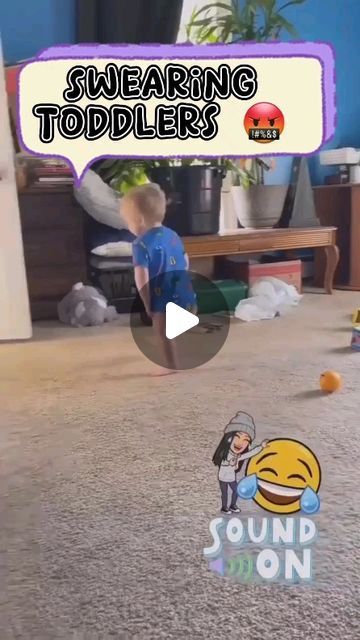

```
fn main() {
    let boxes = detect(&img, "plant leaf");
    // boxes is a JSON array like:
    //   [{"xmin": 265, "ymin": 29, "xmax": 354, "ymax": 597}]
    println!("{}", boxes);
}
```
[
  {"xmin": 260, "ymin": 0, "xmax": 276, "ymax": 10},
  {"xmin": 188, "ymin": 2, "xmax": 232, "ymax": 21},
  {"xmin": 188, "ymin": 17, "xmax": 216, "ymax": 27},
  {"xmin": 198, "ymin": 25, "xmax": 221, "ymax": 43},
  {"xmin": 279, "ymin": 0, "xmax": 306, "ymax": 11},
  {"xmin": 201, "ymin": 1, "xmax": 234, "ymax": 12},
  {"xmin": 187, "ymin": 5, "xmax": 213, "ymax": 20},
  {"xmin": 274, "ymin": 14, "xmax": 298, "ymax": 36}
]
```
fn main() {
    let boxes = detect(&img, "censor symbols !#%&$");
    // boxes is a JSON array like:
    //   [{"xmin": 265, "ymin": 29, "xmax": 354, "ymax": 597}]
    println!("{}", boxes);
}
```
[{"xmin": 244, "ymin": 102, "xmax": 285, "ymax": 143}]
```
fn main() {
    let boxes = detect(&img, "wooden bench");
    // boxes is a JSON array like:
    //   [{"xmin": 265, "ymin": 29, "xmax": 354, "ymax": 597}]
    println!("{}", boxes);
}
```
[{"xmin": 183, "ymin": 227, "xmax": 339, "ymax": 294}]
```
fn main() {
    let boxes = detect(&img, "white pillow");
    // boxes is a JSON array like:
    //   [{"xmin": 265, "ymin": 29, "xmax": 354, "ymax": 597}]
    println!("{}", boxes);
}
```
[
  {"xmin": 73, "ymin": 170, "xmax": 128, "ymax": 231},
  {"xmin": 91, "ymin": 241, "xmax": 133, "ymax": 258}
]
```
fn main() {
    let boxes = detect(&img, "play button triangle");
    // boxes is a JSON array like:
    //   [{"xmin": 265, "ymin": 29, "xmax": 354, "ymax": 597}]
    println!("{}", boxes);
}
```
[{"xmin": 165, "ymin": 302, "xmax": 199, "ymax": 340}]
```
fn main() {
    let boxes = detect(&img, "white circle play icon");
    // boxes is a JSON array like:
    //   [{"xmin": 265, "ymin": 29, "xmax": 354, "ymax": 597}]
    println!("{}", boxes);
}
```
[{"xmin": 130, "ymin": 270, "xmax": 231, "ymax": 370}]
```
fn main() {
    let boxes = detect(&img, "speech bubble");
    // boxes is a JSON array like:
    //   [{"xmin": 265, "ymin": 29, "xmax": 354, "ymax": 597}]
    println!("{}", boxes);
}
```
[{"xmin": 18, "ymin": 42, "xmax": 335, "ymax": 184}]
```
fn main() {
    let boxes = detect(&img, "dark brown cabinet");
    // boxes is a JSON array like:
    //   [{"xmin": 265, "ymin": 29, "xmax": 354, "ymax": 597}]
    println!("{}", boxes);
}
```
[
  {"xmin": 19, "ymin": 185, "xmax": 87, "ymax": 320},
  {"xmin": 313, "ymin": 184, "xmax": 360, "ymax": 290}
]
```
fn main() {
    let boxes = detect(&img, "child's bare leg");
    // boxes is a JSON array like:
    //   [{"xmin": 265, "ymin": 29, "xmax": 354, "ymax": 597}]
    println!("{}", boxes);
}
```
[{"xmin": 151, "ymin": 312, "xmax": 178, "ymax": 376}]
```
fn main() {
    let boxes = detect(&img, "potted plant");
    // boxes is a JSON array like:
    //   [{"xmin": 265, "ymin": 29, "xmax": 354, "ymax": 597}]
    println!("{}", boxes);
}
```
[
  {"xmin": 95, "ymin": 159, "xmax": 151, "ymax": 193},
  {"xmin": 95, "ymin": 158, "xmax": 224, "ymax": 236},
  {"xmin": 186, "ymin": 0, "xmax": 306, "ymax": 228},
  {"xmin": 228, "ymin": 157, "xmax": 289, "ymax": 228}
]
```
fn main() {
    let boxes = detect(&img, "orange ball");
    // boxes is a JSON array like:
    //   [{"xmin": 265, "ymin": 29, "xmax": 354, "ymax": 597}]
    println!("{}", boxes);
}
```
[{"xmin": 320, "ymin": 371, "xmax": 342, "ymax": 393}]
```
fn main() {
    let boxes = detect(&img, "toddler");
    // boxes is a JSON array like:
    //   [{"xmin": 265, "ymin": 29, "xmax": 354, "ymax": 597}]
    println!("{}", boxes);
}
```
[{"xmin": 122, "ymin": 183, "xmax": 197, "ymax": 376}]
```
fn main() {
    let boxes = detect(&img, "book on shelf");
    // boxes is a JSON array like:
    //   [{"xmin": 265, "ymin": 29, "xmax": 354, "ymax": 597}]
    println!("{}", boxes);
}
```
[
  {"xmin": 17, "ymin": 153, "xmax": 72, "ymax": 171},
  {"xmin": 32, "ymin": 170, "xmax": 73, "ymax": 180},
  {"xmin": 33, "ymin": 168, "xmax": 72, "ymax": 177},
  {"xmin": 37, "ymin": 176, "xmax": 73, "ymax": 183}
]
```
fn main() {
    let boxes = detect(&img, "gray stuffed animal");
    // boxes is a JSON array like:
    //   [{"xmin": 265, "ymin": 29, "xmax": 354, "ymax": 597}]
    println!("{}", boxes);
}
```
[{"xmin": 58, "ymin": 282, "xmax": 118, "ymax": 327}]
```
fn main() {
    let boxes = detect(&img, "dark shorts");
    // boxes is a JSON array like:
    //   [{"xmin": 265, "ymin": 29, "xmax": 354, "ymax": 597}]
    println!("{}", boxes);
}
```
[
  {"xmin": 151, "ymin": 294, "xmax": 197, "ymax": 313},
  {"xmin": 150, "ymin": 271, "xmax": 197, "ymax": 313}
]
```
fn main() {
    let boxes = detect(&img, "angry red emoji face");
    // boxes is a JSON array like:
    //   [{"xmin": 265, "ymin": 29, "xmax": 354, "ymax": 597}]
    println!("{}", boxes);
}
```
[{"xmin": 244, "ymin": 102, "xmax": 285, "ymax": 144}]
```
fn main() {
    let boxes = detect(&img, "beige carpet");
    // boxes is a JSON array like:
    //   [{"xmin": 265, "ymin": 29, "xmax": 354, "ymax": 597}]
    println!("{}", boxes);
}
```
[{"xmin": 0, "ymin": 291, "xmax": 359, "ymax": 639}]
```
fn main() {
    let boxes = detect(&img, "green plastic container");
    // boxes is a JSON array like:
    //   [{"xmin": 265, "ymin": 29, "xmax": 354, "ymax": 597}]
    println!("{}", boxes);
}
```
[{"xmin": 193, "ymin": 279, "xmax": 248, "ymax": 314}]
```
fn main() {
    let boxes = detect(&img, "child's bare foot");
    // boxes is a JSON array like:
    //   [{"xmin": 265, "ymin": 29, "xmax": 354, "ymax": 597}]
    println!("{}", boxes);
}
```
[{"xmin": 151, "ymin": 366, "xmax": 178, "ymax": 377}]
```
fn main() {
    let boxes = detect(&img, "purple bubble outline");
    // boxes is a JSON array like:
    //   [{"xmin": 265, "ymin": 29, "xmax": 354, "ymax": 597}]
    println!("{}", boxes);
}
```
[{"xmin": 17, "ymin": 42, "xmax": 336, "ymax": 186}]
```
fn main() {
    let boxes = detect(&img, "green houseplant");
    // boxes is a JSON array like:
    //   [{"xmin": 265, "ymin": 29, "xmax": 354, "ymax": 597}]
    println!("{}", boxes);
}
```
[
  {"xmin": 96, "ymin": 157, "xmax": 225, "ymax": 235},
  {"xmin": 186, "ymin": 0, "xmax": 306, "ymax": 228},
  {"xmin": 96, "ymin": 158, "xmax": 212, "ymax": 193},
  {"xmin": 186, "ymin": 0, "xmax": 305, "ymax": 44}
]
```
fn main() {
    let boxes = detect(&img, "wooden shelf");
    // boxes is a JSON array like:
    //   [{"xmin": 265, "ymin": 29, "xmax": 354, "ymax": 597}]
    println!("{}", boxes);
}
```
[
  {"xmin": 18, "ymin": 185, "xmax": 87, "ymax": 320},
  {"xmin": 184, "ymin": 226, "xmax": 339, "ymax": 294}
]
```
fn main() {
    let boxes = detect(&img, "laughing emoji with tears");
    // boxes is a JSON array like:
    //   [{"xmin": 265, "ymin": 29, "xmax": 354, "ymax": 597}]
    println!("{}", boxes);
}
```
[{"xmin": 237, "ymin": 438, "xmax": 321, "ymax": 514}]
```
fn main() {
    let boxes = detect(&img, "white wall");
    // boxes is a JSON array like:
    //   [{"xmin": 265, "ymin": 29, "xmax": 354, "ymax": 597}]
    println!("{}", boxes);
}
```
[{"xmin": 0, "ymin": 38, "xmax": 32, "ymax": 340}]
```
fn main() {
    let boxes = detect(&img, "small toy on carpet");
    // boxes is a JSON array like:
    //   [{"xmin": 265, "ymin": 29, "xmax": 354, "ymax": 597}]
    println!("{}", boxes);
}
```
[
  {"xmin": 319, "ymin": 370, "xmax": 342, "ymax": 393},
  {"xmin": 58, "ymin": 282, "xmax": 118, "ymax": 327},
  {"xmin": 190, "ymin": 321, "xmax": 223, "ymax": 334},
  {"xmin": 351, "ymin": 326, "xmax": 360, "ymax": 351},
  {"xmin": 351, "ymin": 308, "xmax": 360, "ymax": 326}
]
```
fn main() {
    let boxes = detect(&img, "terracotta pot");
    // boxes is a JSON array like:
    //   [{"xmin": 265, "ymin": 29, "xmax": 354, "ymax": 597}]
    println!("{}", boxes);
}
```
[{"xmin": 232, "ymin": 185, "xmax": 288, "ymax": 229}]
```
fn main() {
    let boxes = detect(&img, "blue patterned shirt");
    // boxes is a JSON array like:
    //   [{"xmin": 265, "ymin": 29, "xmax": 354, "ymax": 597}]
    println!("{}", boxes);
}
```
[{"xmin": 132, "ymin": 226, "xmax": 196, "ymax": 312}]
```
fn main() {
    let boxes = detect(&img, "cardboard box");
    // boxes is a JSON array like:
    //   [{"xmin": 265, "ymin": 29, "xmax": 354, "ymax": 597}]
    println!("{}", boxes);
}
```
[{"xmin": 224, "ymin": 258, "xmax": 302, "ymax": 292}]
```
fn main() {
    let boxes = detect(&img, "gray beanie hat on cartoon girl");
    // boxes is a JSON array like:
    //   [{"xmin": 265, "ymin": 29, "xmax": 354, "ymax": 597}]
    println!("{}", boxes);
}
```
[{"xmin": 224, "ymin": 411, "xmax": 256, "ymax": 441}]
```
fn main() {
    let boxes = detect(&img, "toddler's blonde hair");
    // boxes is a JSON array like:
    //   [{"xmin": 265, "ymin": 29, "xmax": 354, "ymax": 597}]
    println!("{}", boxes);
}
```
[{"xmin": 123, "ymin": 182, "xmax": 166, "ymax": 223}]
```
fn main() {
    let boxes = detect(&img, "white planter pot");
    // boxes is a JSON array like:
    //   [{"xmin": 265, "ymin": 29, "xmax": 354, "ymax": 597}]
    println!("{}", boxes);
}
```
[
  {"xmin": 231, "ymin": 185, "xmax": 251, "ymax": 228},
  {"xmin": 219, "ymin": 171, "xmax": 239, "ymax": 234},
  {"xmin": 232, "ymin": 184, "xmax": 288, "ymax": 229}
]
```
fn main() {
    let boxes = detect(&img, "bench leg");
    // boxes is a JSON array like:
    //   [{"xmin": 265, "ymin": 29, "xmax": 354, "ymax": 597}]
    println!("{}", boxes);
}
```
[{"xmin": 324, "ymin": 244, "xmax": 340, "ymax": 294}]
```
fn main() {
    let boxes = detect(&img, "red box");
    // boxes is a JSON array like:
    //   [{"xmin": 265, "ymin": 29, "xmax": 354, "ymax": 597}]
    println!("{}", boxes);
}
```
[
  {"xmin": 5, "ymin": 60, "xmax": 31, "ymax": 152},
  {"xmin": 224, "ymin": 258, "xmax": 302, "ymax": 292}
]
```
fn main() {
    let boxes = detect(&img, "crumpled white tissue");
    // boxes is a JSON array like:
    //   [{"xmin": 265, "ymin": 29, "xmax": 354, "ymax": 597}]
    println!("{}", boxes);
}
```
[{"xmin": 235, "ymin": 276, "xmax": 302, "ymax": 322}]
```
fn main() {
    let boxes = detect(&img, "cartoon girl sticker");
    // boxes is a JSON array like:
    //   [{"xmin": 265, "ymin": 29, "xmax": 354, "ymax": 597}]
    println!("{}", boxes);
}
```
[{"xmin": 212, "ymin": 412, "xmax": 268, "ymax": 514}]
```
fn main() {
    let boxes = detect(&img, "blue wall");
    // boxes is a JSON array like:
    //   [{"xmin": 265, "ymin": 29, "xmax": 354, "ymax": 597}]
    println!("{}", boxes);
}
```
[
  {"xmin": 1, "ymin": 0, "xmax": 359, "ymax": 185},
  {"xmin": 0, "ymin": 0, "xmax": 75, "ymax": 63},
  {"xmin": 264, "ymin": 0, "xmax": 360, "ymax": 185}
]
